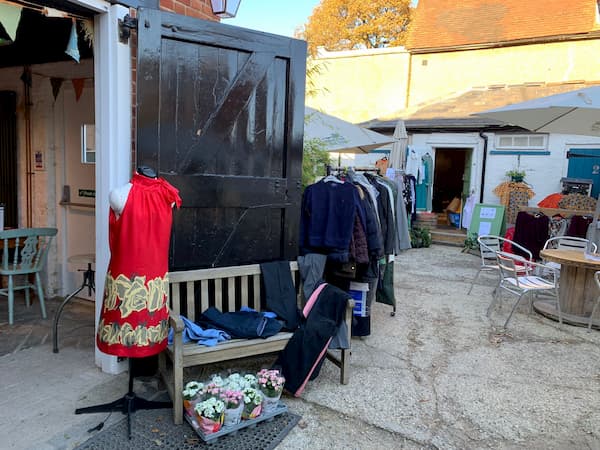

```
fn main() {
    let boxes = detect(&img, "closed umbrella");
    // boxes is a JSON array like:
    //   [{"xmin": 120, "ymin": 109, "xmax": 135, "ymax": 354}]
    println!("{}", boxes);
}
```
[{"xmin": 388, "ymin": 119, "xmax": 408, "ymax": 169}]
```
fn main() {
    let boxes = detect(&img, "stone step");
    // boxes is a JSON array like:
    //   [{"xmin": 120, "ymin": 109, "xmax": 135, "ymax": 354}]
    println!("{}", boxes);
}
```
[{"xmin": 430, "ymin": 227, "xmax": 467, "ymax": 247}]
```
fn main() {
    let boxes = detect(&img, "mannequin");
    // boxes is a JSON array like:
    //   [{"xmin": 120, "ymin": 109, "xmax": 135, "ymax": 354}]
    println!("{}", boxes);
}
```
[{"xmin": 76, "ymin": 166, "xmax": 182, "ymax": 438}]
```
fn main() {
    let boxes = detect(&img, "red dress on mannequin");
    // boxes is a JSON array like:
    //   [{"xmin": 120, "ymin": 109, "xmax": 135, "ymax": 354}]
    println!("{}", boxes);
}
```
[{"xmin": 97, "ymin": 174, "xmax": 182, "ymax": 358}]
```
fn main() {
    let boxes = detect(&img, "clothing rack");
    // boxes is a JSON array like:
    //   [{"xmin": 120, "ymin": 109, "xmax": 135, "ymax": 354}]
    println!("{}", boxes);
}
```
[{"xmin": 326, "ymin": 165, "xmax": 381, "ymax": 176}]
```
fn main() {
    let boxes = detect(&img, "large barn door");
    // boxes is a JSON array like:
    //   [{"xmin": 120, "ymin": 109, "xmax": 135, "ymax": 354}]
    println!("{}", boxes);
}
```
[{"xmin": 137, "ymin": 9, "xmax": 306, "ymax": 270}]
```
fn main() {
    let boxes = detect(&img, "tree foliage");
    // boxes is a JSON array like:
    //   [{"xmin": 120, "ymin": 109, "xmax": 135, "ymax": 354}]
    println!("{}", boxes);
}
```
[
  {"xmin": 302, "ymin": 137, "xmax": 330, "ymax": 189},
  {"xmin": 303, "ymin": 0, "xmax": 412, "ymax": 56}
]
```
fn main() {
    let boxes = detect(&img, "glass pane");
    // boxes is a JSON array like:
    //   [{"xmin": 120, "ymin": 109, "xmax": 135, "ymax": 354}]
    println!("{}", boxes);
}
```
[
  {"xmin": 81, "ymin": 124, "xmax": 95, "ymax": 164},
  {"xmin": 498, "ymin": 136, "xmax": 512, "ymax": 147},
  {"xmin": 514, "ymin": 136, "xmax": 528, "ymax": 146},
  {"xmin": 529, "ymin": 136, "xmax": 544, "ymax": 147}
]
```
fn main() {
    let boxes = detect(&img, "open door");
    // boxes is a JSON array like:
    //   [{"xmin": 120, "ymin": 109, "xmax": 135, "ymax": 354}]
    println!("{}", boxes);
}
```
[{"xmin": 136, "ymin": 9, "xmax": 306, "ymax": 270}]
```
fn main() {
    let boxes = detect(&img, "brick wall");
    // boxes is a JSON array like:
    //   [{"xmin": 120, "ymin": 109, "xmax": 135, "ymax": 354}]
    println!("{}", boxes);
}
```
[{"xmin": 160, "ymin": 0, "xmax": 217, "ymax": 20}]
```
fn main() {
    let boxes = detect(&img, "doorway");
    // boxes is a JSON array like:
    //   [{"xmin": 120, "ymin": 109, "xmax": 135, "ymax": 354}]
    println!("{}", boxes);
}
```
[
  {"xmin": 432, "ymin": 148, "xmax": 470, "ymax": 213},
  {"xmin": 0, "ymin": 91, "xmax": 17, "ymax": 228}
]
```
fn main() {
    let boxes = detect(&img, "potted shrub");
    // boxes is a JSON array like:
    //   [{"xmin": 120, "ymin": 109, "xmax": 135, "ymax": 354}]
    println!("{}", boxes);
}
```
[{"xmin": 506, "ymin": 169, "xmax": 526, "ymax": 183}]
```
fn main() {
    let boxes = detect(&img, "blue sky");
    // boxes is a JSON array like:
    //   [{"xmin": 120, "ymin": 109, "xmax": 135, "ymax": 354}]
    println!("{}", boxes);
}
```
[{"xmin": 227, "ymin": 0, "xmax": 322, "ymax": 37}]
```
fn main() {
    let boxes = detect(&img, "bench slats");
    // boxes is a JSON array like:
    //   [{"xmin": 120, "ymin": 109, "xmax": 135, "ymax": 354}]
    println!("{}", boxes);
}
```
[
  {"xmin": 186, "ymin": 281, "xmax": 194, "ymax": 320},
  {"xmin": 228, "ymin": 278, "xmax": 235, "ymax": 312},
  {"xmin": 200, "ymin": 280, "xmax": 209, "ymax": 317},
  {"xmin": 214, "ymin": 278, "xmax": 223, "ymax": 311},
  {"xmin": 252, "ymin": 274, "xmax": 260, "ymax": 310},
  {"xmin": 240, "ymin": 275, "xmax": 248, "ymax": 306},
  {"xmin": 171, "ymin": 284, "xmax": 181, "ymax": 316}
]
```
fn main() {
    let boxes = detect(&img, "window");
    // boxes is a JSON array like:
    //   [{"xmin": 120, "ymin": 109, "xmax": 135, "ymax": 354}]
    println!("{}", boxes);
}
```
[
  {"xmin": 81, "ymin": 124, "xmax": 95, "ymax": 164},
  {"xmin": 492, "ymin": 134, "xmax": 549, "ymax": 155}
]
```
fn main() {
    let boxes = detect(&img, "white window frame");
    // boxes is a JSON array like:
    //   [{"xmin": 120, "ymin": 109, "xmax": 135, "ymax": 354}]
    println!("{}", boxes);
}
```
[{"xmin": 493, "ymin": 134, "xmax": 548, "ymax": 154}]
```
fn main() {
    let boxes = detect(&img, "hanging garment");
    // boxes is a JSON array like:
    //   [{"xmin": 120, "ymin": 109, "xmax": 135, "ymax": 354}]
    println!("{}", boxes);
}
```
[
  {"xmin": 275, "ymin": 283, "xmax": 349, "ymax": 396},
  {"xmin": 260, "ymin": 261, "xmax": 300, "ymax": 330},
  {"xmin": 376, "ymin": 259, "xmax": 395, "ymax": 308},
  {"xmin": 300, "ymin": 180, "xmax": 366, "ymax": 262},
  {"xmin": 297, "ymin": 254, "xmax": 349, "ymax": 350},
  {"xmin": 567, "ymin": 215, "xmax": 594, "ymax": 238},
  {"xmin": 97, "ymin": 174, "xmax": 182, "ymax": 358},
  {"xmin": 513, "ymin": 211, "xmax": 549, "ymax": 260},
  {"xmin": 461, "ymin": 193, "xmax": 476, "ymax": 229}
]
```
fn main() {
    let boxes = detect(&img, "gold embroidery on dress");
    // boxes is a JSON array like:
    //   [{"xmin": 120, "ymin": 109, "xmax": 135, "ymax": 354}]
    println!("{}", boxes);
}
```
[
  {"xmin": 103, "ymin": 272, "xmax": 168, "ymax": 315},
  {"xmin": 98, "ymin": 319, "xmax": 168, "ymax": 347}
]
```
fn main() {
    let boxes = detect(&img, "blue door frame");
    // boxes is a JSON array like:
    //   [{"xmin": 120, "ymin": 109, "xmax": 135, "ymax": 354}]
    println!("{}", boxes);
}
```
[{"xmin": 567, "ymin": 148, "xmax": 600, "ymax": 198}]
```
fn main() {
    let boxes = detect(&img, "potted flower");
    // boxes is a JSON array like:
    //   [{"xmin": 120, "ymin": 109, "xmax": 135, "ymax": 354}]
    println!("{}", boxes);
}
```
[
  {"xmin": 241, "ymin": 387, "xmax": 263, "ymax": 420},
  {"xmin": 194, "ymin": 396, "xmax": 225, "ymax": 434},
  {"xmin": 203, "ymin": 382, "xmax": 223, "ymax": 399},
  {"xmin": 182, "ymin": 381, "xmax": 203, "ymax": 417},
  {"xmin": 256, "ymin": 368, "xmax": 285, "ymax": 414},
  {"xmin": 506, "ymin": 169, "xmax": 526, "ymax": 183},
  {"xmin": 220, "ymin": 389, "xmax": 244, "ymax": 427}
]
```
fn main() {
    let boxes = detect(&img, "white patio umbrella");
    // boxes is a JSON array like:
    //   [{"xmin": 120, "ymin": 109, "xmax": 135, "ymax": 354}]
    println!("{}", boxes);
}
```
[
  {"xmin": 304, "ymin": 107, "xmax": 397, "ymax": 153},
  {"xmin": 388, "ymin": 119, "xmax": 408, "ymax": 169},
  {"xmin": 473, "ymin": 86, "xmax": 600, "ymax": 137}
]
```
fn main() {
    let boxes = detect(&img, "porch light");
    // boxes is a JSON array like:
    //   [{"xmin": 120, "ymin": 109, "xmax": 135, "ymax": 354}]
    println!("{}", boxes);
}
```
[{"xmin": 211, "ymin": 0, "xmax": 241, "ymax": 18}]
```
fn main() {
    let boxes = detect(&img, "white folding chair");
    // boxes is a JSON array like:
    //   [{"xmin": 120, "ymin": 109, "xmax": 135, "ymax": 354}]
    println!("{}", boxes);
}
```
[
  {"xmin": 488, "ymin": 251, "xmax": 561, "ymax": 328},
  {"xmin": 467, "ymin": 235, "xmax": 533, "ymax": 295}
]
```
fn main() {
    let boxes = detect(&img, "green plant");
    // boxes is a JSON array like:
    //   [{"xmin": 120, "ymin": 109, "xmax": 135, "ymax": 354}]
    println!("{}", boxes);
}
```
[
  {"xmin": 302, "ymin": 137, "xmax": 330, "ymax": 189},
  {"xmin": 462, "ymin": 234, "xmax": 479, "ymax": 253},
  {"xmin": 505, "ymin": 169, "xmax": 526, "ymax": 182},
  {"xmin": 410, "ymin": 227, "xmax": 432, "ymax": 248}
]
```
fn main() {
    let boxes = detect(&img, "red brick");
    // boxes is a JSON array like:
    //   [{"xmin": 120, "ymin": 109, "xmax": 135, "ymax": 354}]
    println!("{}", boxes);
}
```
[{"xmin": 407, "ymin": 0, "xmax": 600, "ymax": 51}]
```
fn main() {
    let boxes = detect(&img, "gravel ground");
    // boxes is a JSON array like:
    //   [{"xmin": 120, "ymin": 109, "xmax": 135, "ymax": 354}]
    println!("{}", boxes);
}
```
[{"xmin": 3, "ymin": 244, "xmax": 600, "ymax": 449}]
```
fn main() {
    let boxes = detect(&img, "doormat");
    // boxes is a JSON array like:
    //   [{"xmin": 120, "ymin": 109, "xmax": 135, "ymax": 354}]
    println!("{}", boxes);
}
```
[{"xmin": 75, "ymin": 408, "xmax": 301, "ymax": 450}]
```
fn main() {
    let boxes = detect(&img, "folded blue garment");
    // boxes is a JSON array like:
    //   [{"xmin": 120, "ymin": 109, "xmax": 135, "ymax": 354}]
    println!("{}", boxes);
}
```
[
  {"xmin": 239, "ymin": 305, "xmax": 277, "ymax": 319},
  {"xmin": 168, "ymin": 315, "xmax": 230, "ymax": 347}
]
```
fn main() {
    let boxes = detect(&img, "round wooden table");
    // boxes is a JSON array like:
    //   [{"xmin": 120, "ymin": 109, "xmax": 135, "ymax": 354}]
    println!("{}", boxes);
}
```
[{"xmin": 535, "ymin": 248, "xmax": 600, "ymax": 326}]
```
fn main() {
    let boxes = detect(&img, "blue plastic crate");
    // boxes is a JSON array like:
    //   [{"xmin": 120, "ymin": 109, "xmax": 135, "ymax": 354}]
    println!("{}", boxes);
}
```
[{"xmin": 448, "ymin": 212, "xmax": 460, "ymax": 228}]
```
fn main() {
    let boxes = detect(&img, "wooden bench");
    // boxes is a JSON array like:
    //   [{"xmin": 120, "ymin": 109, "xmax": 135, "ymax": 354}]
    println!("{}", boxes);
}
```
[{"xmin": 159, "ymin": 261, "xmax": 354, "ymax": 424}]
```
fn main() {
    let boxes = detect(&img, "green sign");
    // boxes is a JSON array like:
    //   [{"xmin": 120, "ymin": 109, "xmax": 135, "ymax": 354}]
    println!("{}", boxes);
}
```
[
  {"xmin": 467, "ymin": 203, "xmax": 506, "ymax": 238},
  {"xmin": 78, "ymin": 189, "xmax": 96, "ymax": 198}
]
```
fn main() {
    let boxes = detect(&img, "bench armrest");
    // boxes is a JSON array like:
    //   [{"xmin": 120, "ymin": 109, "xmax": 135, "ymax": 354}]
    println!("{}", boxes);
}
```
[{"xmin": 167, "ymin": 306, "xmax": 185, "ymax": 333}]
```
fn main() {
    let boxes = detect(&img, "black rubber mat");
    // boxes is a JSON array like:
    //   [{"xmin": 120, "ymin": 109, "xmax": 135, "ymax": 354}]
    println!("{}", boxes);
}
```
[{"xmin": 75, "ymin": 408, "xmax": 301, "ymax": 450}]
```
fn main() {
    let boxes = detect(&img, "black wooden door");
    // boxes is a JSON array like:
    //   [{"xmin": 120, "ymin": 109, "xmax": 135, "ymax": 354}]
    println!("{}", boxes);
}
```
[{"xmin": 137, "ymin": 9, "xmax": 306, "ymax": 270}]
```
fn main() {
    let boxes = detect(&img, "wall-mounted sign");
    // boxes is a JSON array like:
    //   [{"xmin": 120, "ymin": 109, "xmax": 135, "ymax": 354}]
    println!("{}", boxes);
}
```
[
  {"xmin": 34, "ymin": 150, "xmax": 45, "ymax": 170},
  {"xmin": 78, "ymin": 189, "xmax": 95, "ymax": 198}
]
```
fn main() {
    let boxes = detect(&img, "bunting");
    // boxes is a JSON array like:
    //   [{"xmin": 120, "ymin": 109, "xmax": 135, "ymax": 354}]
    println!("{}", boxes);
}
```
[
  {"xmin": 0, "ymin": 2, "xmax": 22, "ymax": 43},
  {"xmin": 50, "ymin": 77, "xmax": 64, "ymax": 102},
  {"xmin": 72, "ymin": 78, "xmax": 85, "ymax": 101}
]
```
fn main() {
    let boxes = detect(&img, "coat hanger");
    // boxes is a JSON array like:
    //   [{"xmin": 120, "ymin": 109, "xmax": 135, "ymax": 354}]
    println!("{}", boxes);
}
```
[{"xmin": 322, "ymin": 175, "xmax": 344, "ymax": 184}]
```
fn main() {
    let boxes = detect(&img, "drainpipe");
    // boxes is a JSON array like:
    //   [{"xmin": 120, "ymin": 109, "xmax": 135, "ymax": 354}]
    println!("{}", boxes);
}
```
[
  {"xmin": 22, "ymin": 66, "xmax": 33, "ymax": 227},
  {"xmin": 479, "ymin": 131, "xmax": 488, "ymax": 203}
]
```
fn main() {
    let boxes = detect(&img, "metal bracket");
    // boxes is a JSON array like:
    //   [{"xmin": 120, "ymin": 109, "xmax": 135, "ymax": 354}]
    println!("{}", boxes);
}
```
[{"xmin": 118, "ymin": 14, "xmax": 138, "ymax": 44}]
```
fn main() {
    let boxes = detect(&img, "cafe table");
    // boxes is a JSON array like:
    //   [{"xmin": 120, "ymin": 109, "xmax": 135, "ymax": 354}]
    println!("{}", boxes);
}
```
[{"xmin": 534, "ymin": 248, "xmax": 600, "ymax": 326}]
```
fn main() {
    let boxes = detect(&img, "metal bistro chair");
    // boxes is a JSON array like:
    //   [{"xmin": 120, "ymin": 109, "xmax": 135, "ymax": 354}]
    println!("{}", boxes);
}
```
[
  {"xmin": 590, "ymin": 271, "xmax": 600, "ymax": 331},
  {"xmin": 541, "ymin": 236, "xmax": 597, "ymax": 277},
  {"xmin": 0, "ymin": 227, "xmax": 57, "ymax": 325},
  {"xmin": 489, "ymin": 251, "xmax": 561, "ymax": 329},
  {"xmin": 467, "ymin": 235, "xmax": 533, "ymax": 295}
]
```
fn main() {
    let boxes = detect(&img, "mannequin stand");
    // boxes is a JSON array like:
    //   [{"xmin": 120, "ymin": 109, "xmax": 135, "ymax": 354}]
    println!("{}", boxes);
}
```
[
  {"xmin": 75, "ymin": 358, "xmax": 172, "ymax": 439},
  {"xmin": 53, "ymin": 258, "xmax": 96, "ymax": 353}
]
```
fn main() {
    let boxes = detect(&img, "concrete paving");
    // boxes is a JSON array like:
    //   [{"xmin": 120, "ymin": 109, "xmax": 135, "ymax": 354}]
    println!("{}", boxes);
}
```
[{"xmin": 2, "ymin": 245, "xmax": 600, "ymax": 449}]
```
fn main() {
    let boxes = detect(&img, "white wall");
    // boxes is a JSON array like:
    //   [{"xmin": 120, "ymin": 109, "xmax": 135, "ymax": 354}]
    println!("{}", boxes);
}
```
[{"xmin": 482, "ymin": 133, "xmax": 600, "ymax": 205}]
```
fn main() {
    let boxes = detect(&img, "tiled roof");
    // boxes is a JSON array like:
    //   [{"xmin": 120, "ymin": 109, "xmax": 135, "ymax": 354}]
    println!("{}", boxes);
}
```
[
  {"xmin": 362, "ymin": 81, "xmax": 600, "ymax": 130},
  {"xmin": 406, "ymin": 0, "xmax": 600, "ymax": 51}
]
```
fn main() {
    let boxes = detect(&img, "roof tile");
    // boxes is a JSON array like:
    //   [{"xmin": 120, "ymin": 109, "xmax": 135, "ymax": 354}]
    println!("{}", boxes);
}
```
[{"xmin": 407, "ymin": 0, "xmax": 599, "ymax": 50}]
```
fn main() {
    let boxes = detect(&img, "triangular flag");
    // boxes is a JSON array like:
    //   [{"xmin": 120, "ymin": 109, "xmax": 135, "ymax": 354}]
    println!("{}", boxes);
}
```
[
  {"xmin": 72, "ymin": 78, "xmax": 85, "ymax": 101},
  {"xmin": 65, "ymin": 20, "xmax": 80, "ymax": 63},
  {"xmin": 50, "ymin": 78, "xmax": 64, "ymax": 102},
  {"xmin": 0, "ymin": 2, "xmax": 22, "ymax": 42}
]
